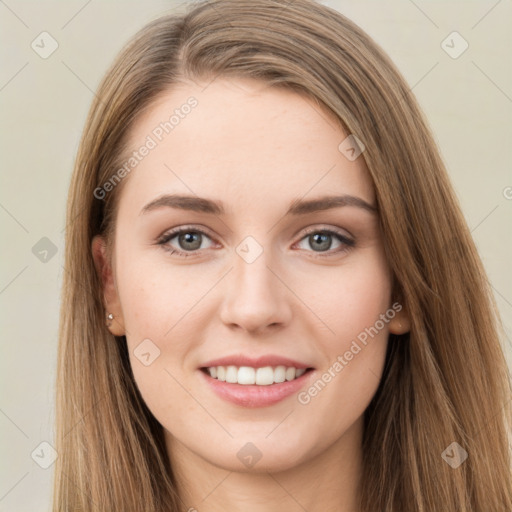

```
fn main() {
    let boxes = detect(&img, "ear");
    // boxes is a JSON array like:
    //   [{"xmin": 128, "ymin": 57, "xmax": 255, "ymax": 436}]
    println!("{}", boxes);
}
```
[
  {"xmin": 388, "ymin": 302, "xmax": 411, "ymax": 335},
  {"xmin": 91, "ymin": 235, "xmax": 126, "ymax": 336}
]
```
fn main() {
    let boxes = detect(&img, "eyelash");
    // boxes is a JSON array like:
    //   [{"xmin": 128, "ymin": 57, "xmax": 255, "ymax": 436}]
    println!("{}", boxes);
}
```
[{"xmin": 156, "ymin": 225, "xmax": 356, "ymax": 259}]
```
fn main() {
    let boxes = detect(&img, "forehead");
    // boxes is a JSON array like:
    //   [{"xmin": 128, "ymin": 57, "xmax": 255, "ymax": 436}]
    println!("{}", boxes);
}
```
[{"xmin": 117, "ymin": 77, "xmax": 375, "ymax": 217}]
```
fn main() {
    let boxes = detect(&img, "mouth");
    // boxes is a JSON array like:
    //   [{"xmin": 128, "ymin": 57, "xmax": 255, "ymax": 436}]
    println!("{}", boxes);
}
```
[{"xmin": 200, "ymin": 365, "xmax": 315, "ymax": 386}]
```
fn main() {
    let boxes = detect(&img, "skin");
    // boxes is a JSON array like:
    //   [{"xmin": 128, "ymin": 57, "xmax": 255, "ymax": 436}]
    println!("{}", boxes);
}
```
[{"xmin": 92, "ymin": 77, "xmax": 410, "ymax": 512}]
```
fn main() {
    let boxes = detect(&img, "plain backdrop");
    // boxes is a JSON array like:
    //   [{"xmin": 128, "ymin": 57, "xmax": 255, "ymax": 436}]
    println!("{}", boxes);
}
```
[{"xmin": 1, "ymin": 1, "xmax": 511, "ymax": 510}]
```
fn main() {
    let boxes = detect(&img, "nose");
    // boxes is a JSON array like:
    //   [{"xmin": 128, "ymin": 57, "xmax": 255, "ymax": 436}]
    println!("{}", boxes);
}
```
[{"xmin": 219, "ymin": 247, "xmax": 292, "ymax": 334}]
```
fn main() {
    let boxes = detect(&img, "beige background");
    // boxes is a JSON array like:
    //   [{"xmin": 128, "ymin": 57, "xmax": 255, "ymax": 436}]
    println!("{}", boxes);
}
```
[{"xmin": 1, "ymin": 1, "xmax": 511, "ymax": 510}]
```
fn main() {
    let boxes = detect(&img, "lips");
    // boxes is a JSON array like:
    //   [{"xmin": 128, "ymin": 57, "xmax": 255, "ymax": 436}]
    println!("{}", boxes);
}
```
[
  {"xmin": 199, "ymin": 366, "xmax": 315, "ymax": 407},
  {"xmin": 198, "ymin": 354, "xmax": 316, "ymax": 407}
]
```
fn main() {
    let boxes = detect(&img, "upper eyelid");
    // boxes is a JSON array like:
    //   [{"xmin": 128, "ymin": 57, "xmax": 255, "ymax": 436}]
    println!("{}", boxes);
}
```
[
  {"xmin": 300, "ymin": 225, "xmax": 353, "ymax": 239},
  {"xmin": 158, "ymin": 225, "xmax": 216, "ymax": 243}
]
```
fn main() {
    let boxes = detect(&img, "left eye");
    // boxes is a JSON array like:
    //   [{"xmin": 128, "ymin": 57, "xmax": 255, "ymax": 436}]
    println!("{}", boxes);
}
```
[
  {"xmin": 157, "ymin": 227, "xmax": 355, "ymax": 258},
  {"xmin": 294, "ymin": 229, "xmax": 355, "ymax": 256}
]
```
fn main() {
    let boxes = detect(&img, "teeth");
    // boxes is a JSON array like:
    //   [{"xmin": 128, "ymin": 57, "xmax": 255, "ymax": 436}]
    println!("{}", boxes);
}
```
[
  {"xmin": 225, "ymin": 365, "xmax": 238, "ymax": 383},
  {"xmin": 206, "ymin": 365, "xmax": 308, "ymax": 385}
]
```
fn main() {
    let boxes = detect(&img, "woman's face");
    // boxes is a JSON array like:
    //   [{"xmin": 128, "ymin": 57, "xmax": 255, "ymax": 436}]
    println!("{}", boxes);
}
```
[{"xmin": 93, "ymin": 77, "xmax": 408, "ymax": 473}]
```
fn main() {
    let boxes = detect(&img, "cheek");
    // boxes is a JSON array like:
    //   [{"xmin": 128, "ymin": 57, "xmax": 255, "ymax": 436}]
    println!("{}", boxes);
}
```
[
  {"xmin": 306, "ymin": 253, "xmax": 392, "ymax": 346},
  {"xmin": 114, "ymin": 243, "xmax": 196, "ymax": 336},
  {"xmin": 298, "ymin": 252, "xmax": 392, "ymax": 407},
  {"xmin": 113, "ymin": 247, "xmax": 206, "ymax": 396}
]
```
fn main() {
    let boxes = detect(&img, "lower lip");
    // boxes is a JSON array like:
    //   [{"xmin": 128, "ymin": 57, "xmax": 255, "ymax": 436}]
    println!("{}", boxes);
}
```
[{"xmin": 198, "ymin": 368, "xmax": 315, "ymax": 408}]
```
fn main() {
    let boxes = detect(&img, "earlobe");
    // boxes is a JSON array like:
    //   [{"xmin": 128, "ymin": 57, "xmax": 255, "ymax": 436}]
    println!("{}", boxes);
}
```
[
  {"xmin": 388, "ymin": 306, "xmax": 411, "ymax": 335},
  {"xmin": 105, "ymin": 311, "xmax": 125, "ymax": 336},
  {"xmin": 91, "ymin": 235, "xmax": 126, "ymax": 336}
]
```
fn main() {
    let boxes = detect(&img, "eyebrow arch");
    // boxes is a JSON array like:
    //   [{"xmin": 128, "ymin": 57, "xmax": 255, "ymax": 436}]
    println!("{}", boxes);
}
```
[{"xmin": 139, "ymin": 193, "xmax": 378, "ymax": 217}]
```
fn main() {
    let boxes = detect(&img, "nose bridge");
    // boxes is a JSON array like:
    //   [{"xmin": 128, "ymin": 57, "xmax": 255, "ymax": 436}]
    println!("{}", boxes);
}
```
[
  {"xmin": 219, "ymin": 237, "xmax": 291, "ymax": 331},
  {"xmin": 235, "ymin": 242, "xmax": 276, "ymax": 295}
]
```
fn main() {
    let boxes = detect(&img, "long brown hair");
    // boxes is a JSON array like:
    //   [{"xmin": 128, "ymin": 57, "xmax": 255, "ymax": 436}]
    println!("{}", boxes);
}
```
[{"xmin": 54, "ymin": 0, "xmax": 512, "ymax": 510}]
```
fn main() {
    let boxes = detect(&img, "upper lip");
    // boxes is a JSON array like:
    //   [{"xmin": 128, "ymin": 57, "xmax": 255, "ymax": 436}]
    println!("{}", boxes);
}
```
[{"xmin": 200, "ymin": 355, "xmax": 313, "ymax": 370}]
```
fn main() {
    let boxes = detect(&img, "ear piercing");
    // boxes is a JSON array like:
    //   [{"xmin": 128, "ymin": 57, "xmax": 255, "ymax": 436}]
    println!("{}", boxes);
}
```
[{"xmin": 106, "ymin": 312, "xmax": 114, "ymax": 327}]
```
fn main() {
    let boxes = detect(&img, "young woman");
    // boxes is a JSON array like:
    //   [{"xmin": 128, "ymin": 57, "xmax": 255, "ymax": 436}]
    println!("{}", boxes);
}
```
[{"xmin": 54, "ymin": 0, "xmax": 512, "ymax": 510}]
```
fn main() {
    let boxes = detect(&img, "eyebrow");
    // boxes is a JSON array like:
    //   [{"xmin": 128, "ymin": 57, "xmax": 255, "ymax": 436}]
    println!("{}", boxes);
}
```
[{"xmin": 139, "ymin": 193, "xmax": 378, "ymax": 217}]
